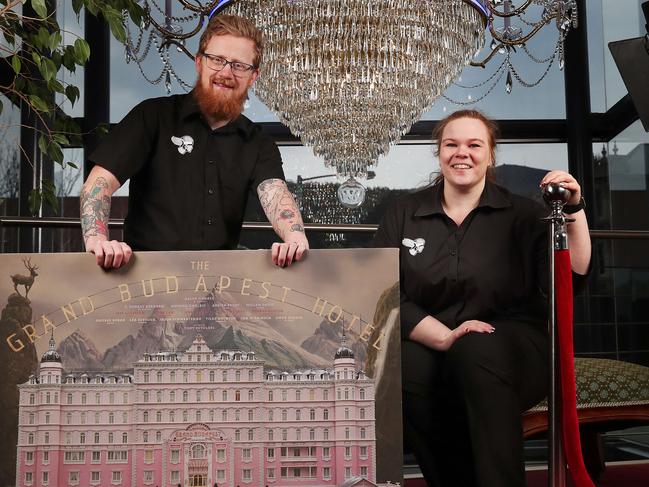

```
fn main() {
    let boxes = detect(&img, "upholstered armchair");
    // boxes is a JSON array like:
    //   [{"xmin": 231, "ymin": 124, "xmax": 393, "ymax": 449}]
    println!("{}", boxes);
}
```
[{"xmin": 523, "ymin": 357, "xmax": 649, "ymax": 478}]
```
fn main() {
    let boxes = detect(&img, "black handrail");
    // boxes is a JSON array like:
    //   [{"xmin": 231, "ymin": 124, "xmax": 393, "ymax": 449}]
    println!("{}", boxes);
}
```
[{"xmin": 1, "ymin": 216, "xmax": 648, "ymax": 239}]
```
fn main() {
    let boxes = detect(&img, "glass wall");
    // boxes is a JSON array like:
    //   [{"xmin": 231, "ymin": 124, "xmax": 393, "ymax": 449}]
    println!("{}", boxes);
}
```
[
  {"xmin": 57, "ymin": 1, "xmax": 85, "ymax": 118},
  {"xmin": 588, "ymin": 0, "xmax": 646, "ymax": 113},
  {"xmin": 577, "ymin": 1, "xmax": 649, "ymax": 371},
  {"xmin": 0, "ymin": 95, "xmax": 20, "ymax": 253}
]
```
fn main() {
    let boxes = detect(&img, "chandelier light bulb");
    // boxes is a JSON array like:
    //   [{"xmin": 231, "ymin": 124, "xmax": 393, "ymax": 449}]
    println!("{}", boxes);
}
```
[{"xmin": 337, "ymin": 177, "xmax": 367, "ymax": 208}]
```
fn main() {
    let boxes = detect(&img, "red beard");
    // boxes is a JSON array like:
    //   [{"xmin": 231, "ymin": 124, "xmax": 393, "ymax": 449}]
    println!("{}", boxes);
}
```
[{"xmin": 193, "ymin": 76, "xmax": 247, "ymax": 123}]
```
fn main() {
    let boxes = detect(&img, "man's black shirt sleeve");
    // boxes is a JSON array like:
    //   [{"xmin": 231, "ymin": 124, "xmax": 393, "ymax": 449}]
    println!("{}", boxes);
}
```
[
  {"xmin": 88, "ymin": 99, "xmax": 156, "ymax": 184},
  {"xmin": 251, "ymin": 132, "xmax": 285, "ymax": 189}
]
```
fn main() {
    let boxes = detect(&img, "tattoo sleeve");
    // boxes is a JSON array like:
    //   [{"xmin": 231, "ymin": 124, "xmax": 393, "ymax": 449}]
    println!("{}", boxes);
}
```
[
  {"xmin": 80, "ymin": 177, "xmax": 112, "ymax": 244},
  {"xmin": 257, "ymin": 178, "xmax": 305, "ymax": 240}
]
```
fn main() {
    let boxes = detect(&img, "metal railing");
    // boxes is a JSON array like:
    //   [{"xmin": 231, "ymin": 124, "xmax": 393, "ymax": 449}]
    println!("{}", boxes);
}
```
[{"xmin": 1, "ymin": 216, "xmax": 649, "ymax": 239}]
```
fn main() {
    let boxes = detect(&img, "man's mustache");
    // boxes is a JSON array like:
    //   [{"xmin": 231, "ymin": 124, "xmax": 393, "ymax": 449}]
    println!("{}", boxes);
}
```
[{"xmin": 211, "ymin": 76, "xmax": 236, "ymax": 88}]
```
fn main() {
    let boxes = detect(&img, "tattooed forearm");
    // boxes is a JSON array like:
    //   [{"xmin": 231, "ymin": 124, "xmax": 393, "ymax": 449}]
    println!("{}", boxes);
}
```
[
  {"xmin": 80, "ymin": 177, "xmax": 112, "ymax": 244},
  {"xmin": 257, "ymin": 178, "xmax": 305, "ymax": 240},
  {"xmin": 258, "ymin": 179, "xmax": 274, "ymax": 193}
]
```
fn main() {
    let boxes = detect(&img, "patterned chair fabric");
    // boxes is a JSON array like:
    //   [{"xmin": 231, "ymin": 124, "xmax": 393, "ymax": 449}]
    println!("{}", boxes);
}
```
[
  {"xmin": 527, "ymin": 357, "xmax": 649, "ymax": 411},
  {"xmin": 522, "ymin": 357, "xmax": 649, "ymax": 478}
]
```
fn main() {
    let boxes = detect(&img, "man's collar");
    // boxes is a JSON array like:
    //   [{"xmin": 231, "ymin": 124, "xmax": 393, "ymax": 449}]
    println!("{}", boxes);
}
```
[
  {"xmin": 181, "ymin": 91, "xmax": 254, "ymax": 138},
  {"xmin": 214, "ymin": 114, "xmax": 255, "ymax": 138},
  {"xmin": 180, "ymin": 92, "xmax": 202, "ymax": 120},
  {"xmin": 414, "ymin": 180, "xmax": 512, "ymax": 217}
]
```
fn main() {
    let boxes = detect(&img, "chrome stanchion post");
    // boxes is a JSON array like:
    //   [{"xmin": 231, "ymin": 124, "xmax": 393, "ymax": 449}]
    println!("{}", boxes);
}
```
[{"xmin": 542, "ymin": 184, "xmax": 575, "ymax": 487}]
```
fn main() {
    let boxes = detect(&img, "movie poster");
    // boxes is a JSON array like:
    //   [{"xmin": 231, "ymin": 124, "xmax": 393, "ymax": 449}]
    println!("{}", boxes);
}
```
[{"xmin": 0, "ymin": 249, "xmax": 401, "ymax": 487}]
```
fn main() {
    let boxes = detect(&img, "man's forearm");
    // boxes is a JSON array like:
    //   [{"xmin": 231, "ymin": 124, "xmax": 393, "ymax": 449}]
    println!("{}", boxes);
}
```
[
  {"xmin": 257, "ymin": 178, "xmax": 306, "ymax": 241},
  {"xmin": 80, "ymin": 176, "xmax": 112, "ymax": 245}
]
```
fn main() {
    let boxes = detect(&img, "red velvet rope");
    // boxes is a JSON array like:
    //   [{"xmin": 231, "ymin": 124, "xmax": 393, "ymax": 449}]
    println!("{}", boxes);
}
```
[{"xmin": 555, "ymin": 249, "xmax": 595, "ymax": 487}]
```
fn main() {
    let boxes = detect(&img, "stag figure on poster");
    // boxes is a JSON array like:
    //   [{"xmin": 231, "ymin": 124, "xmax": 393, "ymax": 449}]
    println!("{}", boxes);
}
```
[{"xmin": 10, "ymin": 258, "xmax": 38, "ymax": 299}]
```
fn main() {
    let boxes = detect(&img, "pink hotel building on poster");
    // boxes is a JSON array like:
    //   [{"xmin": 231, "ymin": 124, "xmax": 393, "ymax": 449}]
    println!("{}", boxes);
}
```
[{"xmin": 16, "ymin": 334, "xmax": 380, "ymax": 487}]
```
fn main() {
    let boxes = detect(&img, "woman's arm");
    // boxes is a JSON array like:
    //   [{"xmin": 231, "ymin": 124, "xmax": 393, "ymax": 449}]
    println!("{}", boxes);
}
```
[
  {"xmin": 409, "ymin": 316, "xmax": 494, "ymax": 351},
  {"xmin": 540, "ymin": 170, "xmax": 592, "ymax": 275},
  {"xmin": 566, "ymin": 209, "xmax": 591, "ymax": 274}
]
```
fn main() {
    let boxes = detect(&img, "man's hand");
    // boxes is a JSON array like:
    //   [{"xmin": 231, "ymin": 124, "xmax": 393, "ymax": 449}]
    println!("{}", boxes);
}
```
[
  {"xmin": 85, "ymin": 235, "xmax": 133, "ymax": 269},
  {"xmin": 272, "ymin": 232, "xmax": 309, "ymax": 267}
]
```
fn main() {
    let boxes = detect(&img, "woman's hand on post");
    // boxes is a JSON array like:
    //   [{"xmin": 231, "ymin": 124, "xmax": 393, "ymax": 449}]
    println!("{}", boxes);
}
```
[
  {"xmin": 540, "ymin": 170, "xmax": 582, "ymax": 205},
  {"xmin": 540, "ymin": 169, "xmax": 591, "ymax": 274}
]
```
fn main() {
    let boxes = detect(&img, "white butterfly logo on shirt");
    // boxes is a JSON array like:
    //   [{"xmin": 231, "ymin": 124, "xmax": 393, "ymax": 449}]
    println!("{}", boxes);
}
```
[
  {"xmin": 402, "ymin": 237, "xmax": 425, "ymax": 256},
  {"xmin": 171, "ymin": 135, "xmax": 194, "ymax": 155}
]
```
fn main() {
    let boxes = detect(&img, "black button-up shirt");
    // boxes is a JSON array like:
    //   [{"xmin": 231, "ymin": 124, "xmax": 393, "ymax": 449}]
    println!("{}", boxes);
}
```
[
  {"xmin": 374, "ymin": 181, "xmax": 551, "ymax": 338},
  {"xmin": 89, "ymin": 93, "xmax": 284, "ymax": 251}
]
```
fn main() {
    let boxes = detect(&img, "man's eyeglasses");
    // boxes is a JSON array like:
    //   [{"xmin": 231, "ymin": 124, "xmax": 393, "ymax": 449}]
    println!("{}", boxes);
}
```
[{"xmin": 200, "ymin": 52, "xmax": 257, "ymax": 77}]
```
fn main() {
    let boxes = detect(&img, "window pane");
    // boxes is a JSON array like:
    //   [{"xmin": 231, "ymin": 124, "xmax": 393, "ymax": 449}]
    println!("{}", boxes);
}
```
[
  {"xmin": 0, "ymin": 95, "xmax": 21, "ymax": 253},
  {"xmin": 593, "ymin": 127, "xmax": 649, "ymax": 231},
  {"xmin": 57, "ymin": 2, "xmax": 85, "ymax": 117},
  {"xmin": 587, "ymin": 0, "xmax": 646, "ymax": 112},
  {"xmin": 425, "ymin": 25, "xmax": 566, "ymax": 119}
]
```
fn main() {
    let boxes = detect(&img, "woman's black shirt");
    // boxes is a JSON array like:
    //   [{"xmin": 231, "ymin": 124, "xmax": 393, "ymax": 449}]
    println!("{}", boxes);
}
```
[{"xmin": 374, "ymin": 181, "xmax": 550, "ymax": 338}]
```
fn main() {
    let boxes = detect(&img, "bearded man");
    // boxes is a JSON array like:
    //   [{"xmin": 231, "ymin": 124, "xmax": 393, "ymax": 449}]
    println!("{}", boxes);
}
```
[{"xmin": 81, "ymin": 15, "xmax": 308, "ymax": 269}]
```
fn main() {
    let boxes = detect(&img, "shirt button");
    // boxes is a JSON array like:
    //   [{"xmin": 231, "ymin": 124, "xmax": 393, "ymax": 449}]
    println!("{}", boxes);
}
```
[
  {"xmin": 450, "ymin": 250, "xmax": 457, "ymax": 256},
  {"xmin": 208, "ymin": 188, "xmax": 214, "ymax": 195},
  {"xmin": 207, "ymin": 219, "xmax": 213, "ymax": 225},
  {"xmin": 208, "ymin": 160, "xmax": 214, "ymax": 164}
]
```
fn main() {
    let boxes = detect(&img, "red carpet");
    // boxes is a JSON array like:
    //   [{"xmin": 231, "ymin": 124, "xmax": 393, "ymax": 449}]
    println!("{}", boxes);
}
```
[{"xmin": 403, "ymin": 461, "xmax": 649, "ymax": 487}]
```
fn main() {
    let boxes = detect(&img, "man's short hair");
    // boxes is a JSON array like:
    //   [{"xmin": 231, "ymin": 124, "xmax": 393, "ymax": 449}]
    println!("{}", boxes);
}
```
[{"xmin": 198, "ymin": 14, "xmax": 263, "ymax": 67}]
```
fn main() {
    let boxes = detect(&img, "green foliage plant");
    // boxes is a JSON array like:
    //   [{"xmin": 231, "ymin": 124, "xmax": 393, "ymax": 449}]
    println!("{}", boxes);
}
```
[{"xmin": 0, "ymin": 0, "xmax": 143, "ymax": 214}]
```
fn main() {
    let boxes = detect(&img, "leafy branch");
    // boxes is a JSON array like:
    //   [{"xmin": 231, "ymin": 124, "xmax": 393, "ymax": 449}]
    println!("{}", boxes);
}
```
[{"xmin": 0, "ymin": 0, "xmax": 143, "ymax": 214}]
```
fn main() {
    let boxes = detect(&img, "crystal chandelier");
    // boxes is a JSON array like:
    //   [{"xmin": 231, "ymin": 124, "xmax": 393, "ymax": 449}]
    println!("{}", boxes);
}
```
[
  {"xmin": 224, "ymin": 0, "xmax": 486, "ymax": 182},
  {"xmin": 123, "ymin": 0, "xmax": 577, "ymax": 202}
]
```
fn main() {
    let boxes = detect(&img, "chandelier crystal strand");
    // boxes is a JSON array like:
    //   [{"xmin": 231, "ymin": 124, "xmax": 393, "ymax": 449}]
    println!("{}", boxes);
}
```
[
  {"xmin": 452, "ymin": 58, "xmax": 508, "ymax": 89},
  {"xmin": 226, "ymin": 0, "xmax": 485, "ymax": 181},
  {"xmin": 461, "ymin": 0, "xmax": 577, "ymax": 102},
  {"xmin": 123, "ymin": 0, "xmax": 201, "ymax": 93}
]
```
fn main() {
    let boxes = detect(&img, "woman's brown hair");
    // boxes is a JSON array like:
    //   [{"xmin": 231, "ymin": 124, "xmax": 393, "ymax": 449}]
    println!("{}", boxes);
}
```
[{"xmin": 431, "ymin": 109, "xmax": 499, "ymax": 185}]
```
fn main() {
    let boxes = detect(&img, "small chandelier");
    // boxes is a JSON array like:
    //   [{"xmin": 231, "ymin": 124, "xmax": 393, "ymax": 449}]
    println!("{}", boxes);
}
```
[
  {"xmin": 443, "ymin": 0, "xmax": 578, "ymax": 104},
  {"xmin": 124, "ymin": 0, "xmax": 577, "ymax": 203}
]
